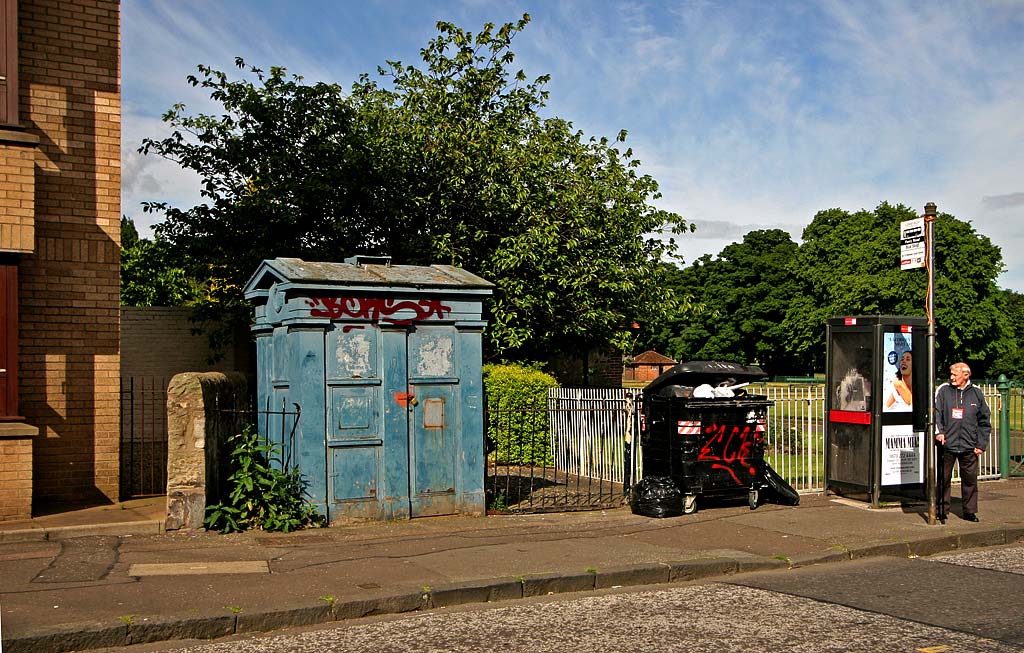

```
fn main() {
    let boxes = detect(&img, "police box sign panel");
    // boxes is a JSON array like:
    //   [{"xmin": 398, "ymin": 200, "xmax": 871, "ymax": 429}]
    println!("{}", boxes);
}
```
[
  {"xmin": 900, "ymin": 217, "xmax": 925, "ymax": 270},
  {"xmin": 881, "ymin": 424, "xmax": 923, "ymax": 485}
]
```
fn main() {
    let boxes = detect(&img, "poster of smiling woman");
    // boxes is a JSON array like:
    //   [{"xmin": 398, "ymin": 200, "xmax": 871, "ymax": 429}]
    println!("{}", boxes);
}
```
[{"xmin": 882, "ymin": 332, "xmax": 913, "ymax": 413}]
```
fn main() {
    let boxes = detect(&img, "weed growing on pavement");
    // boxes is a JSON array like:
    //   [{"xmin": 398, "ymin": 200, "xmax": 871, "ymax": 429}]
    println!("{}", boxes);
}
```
[
  {"xmin": 585, "ymin": 567, "xmax": 598, "ymax": 574},
  {"xmin": 487, "ymin": 491, "xmax": 509, "ymax": 513},
  {"xmin": 119, "ymin": 615, "xmax": 134, "ymax": 626},
  {"xmin": 226, "ymin": 606, "xmax": 242, "ymax": 614},
  {"xmin": 204, "ymin": 425, "xmax": 325, "ymax": 534},
  {"xmin": 319, "ymin": 595, "xmax": 337, "ymax": 607}
]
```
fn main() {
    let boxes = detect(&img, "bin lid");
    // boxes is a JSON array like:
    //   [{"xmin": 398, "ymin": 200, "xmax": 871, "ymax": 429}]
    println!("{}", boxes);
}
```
[{"xmin": 645, "ymin": 360, "xmax": 768, "ymax": 394}]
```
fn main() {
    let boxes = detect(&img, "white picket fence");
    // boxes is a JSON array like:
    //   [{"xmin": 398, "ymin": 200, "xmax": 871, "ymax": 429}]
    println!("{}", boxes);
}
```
[{"xmin": 548, "ymin": 384, "xmax": 1007, "ymax": 495}]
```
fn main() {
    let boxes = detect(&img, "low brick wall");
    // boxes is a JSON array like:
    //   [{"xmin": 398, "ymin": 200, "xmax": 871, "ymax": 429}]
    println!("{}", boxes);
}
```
[
  {"xmin": 0, "ymin": 424, "xmax": 37, "ymax": 521},
  {"xmin": 164, "ymin": 372, "xmax": 248, "ymax": 531}
]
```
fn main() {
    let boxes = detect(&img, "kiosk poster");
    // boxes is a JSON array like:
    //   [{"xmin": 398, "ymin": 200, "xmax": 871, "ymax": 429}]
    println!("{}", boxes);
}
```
[
  {"xmin": 882, "ymin": 332, "xmax": 913, "ymax": 413},
  {"xmin": 881, "ymin": 424, "xmax": 923, "ymax": 485}
]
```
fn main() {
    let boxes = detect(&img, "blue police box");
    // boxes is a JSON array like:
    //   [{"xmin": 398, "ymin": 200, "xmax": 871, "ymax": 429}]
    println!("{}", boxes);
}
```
[{"xmin": 243, "ymin": 256, "xmax": 493, "ymax": 522}]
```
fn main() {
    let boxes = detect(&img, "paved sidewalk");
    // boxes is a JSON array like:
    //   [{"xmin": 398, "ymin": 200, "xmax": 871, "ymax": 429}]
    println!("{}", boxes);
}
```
[{"xmin": 2, "ymin": 481, "xmax": 1023, "ymax": 653}]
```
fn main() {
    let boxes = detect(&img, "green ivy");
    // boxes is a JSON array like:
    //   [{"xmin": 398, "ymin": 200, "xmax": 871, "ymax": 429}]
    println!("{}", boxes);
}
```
[{"xmin": 204, "ymin": 426, "xmax": 324, "ymax": 533}]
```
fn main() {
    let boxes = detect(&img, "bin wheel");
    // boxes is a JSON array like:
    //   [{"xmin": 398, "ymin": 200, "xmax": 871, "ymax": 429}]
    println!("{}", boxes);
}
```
[
  {"xmin": 748, "ymin": 489, "xmax": 759, "ymax": 510},
  {"xmin": 683, "ymin": 494, "xmax": 698, "ymax": 514}
]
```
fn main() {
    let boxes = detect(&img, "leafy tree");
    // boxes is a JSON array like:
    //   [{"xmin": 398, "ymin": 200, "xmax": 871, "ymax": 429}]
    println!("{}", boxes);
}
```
[
  {"xmin": 120, "ymin": 216, "xmax": 199, "ymax": 307},
  {"xmin": 989, "ymin": 289, "xmax": 1024, "ymax": 379},
  {"xmin": 656, "ymin": 229, "xmax": 805, "ymax": 375},
  {"xmin": 139, "ymin": 16, "xmax": 693, "ymax": 362},
  {"xmin": 782, "ymin": 202, "xmax": 1010, "ymax": 374},
  {"xmin": 139, "ymin": 63, "xmax": 374, "ymax": 348}
]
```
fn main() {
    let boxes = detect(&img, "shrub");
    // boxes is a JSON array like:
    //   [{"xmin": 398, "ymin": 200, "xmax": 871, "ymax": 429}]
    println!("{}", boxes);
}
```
[
  {"xmin": 483, "ymin": 363, "xmax": 559, "ymax": 466},
  {"xmin": 204, "ymin": 425, "xmax": 325, "ymax": 533}
]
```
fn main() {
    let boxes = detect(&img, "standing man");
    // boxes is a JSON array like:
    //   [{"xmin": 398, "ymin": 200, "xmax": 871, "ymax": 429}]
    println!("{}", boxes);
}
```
[{"xmin": 934, "ymin": 362, "xmax": 991, "ymax": 522}]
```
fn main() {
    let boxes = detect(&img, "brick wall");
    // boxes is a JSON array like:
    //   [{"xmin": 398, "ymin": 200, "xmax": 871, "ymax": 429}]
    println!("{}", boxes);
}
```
[
  {"xmin": 0, "ymin": 434, "xmax": 32, "ymax": 520},
  {"xmin": 549, "ymin": 350, "xmax": 627, "ymax": 388},
  {"xmin": 0, "ymin": 139, "xmax": 35, "ymax": 252},
  {"xmin": 16, "ymin": 0, "xmax": 121, "ymax": 506},
  {"xmin": 121, "ymin": 307, "xmax": 251, "ymax": 382}
]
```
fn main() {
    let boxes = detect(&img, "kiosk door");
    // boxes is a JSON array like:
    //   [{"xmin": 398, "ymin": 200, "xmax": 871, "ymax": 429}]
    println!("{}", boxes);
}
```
[{"xmin": 828, "ymin": 328, "xmax": 874, "ymax": 488}]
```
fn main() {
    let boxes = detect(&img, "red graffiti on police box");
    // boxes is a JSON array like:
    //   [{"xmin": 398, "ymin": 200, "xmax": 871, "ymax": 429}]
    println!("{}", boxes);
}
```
[
  {"xmin": 697, "ymin": 422, "xmax": 762, "ymax": 485},
  {"xmin": 306, "ymin": 297, "xmax": 452, "ymax": 324}
]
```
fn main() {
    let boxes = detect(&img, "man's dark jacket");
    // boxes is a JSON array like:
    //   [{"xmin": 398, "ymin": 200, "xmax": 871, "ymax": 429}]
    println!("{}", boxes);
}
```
[{"xmin": 935, "ymin": 382, "xmax": 991, "ymax": 452}]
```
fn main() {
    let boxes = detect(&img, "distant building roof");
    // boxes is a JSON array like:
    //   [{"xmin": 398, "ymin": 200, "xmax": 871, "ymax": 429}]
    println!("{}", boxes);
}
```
[{"xmin": 630, "ymin": 350, "xmax": 676, "ymax": 365}]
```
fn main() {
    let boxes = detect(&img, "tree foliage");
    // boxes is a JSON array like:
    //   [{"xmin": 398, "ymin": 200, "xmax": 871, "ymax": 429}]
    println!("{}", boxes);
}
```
[
  {"xmin": 120, "ymin": 216, "xmax": 199, "ymax": 307},
  {"xmin": 139, "ymin": 16, "xmax": 693, "ymax": 361},
  {"xmin": 140, "ymin": 63, "xmax": 373, "ymax": 347},
  {"xmin": 989, "ymin": 289, "xmax": 1024, "ymax": 379},
  {"xmin": 782, "ymin": 202, "xmax": 1009, "ymax": 374},
  {"xmin": 655, "ymin": 229, "xmax": 804, "ymax": 376},
  {"xmin": 653, "ymin": 203, "xmax": 1013, "ymax": 378}
]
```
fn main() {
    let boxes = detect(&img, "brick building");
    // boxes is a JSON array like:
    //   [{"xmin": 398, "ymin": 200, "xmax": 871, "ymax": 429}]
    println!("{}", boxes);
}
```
[
  {"xmin": 623, "ymin": 350, "xmax": 677, "ymax": 384},
  {"xmin": 0, "ymin": 0, "xmax": 120, "ymax": 519}
]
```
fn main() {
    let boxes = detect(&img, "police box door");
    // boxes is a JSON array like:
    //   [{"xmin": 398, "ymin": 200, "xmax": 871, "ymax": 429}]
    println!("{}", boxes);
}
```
[
  {"xmin": 325, "ymin": 322, "xmax": 460, "ymax": 520},
  {"xmin": 407, "ymin": 325, "xmax": 459, "ymax": 518}
]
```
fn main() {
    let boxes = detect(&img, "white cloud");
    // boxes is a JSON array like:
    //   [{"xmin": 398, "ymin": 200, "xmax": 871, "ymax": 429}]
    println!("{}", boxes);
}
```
[{"xmin": 121, "ymin": 1, "xmax": 1024, "ymax": 290}]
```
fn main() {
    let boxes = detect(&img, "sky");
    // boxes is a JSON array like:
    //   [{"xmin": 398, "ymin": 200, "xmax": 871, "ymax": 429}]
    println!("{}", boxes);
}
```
[{"xmin": 122, "ymin": 1, "xmax": 1024, "ymax": 291}]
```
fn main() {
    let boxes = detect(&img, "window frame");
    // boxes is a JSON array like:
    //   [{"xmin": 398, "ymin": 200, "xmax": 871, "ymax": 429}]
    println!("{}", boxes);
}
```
[
  {"xmin": 0, "ymin": 0, "xmax": 18, "ymax": 126},
  {"xmin": 0, "ymin": 258, "xmax": 18, "ymax": 418}
]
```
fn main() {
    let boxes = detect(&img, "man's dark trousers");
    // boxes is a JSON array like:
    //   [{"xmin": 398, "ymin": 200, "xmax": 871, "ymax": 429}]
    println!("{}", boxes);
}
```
[{"xmin": 940, "ymin": 449, "xmax": 979, "ymax": 515}]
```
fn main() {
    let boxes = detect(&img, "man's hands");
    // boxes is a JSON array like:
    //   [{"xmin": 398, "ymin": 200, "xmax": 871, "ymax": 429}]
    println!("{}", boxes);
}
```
[{"xmin": 934, "ymin": 434, "xmax": 983, "ymax": 456}]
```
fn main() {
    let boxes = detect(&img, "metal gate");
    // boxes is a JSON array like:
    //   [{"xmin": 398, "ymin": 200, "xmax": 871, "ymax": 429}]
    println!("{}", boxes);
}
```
[
  {"xmin": 1007, "ymin": 386, "xmax": 1024, "ymax": 477},
  {"xmin": 119, "ymin": 376, "xmax": 169, "ymax": 499},
  {"xmin": 485, "ymin": 388, "xmax": 641, "ymax": 513}
]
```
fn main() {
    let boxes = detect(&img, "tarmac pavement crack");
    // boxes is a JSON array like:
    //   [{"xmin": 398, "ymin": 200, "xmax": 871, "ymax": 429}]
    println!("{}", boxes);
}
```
[
  {"xmin": 31, "ymin": 535, "xmax": 123, "ymax": 584},
  {"xmin": 2, "ymin": 578, "xmax": 139, "ymax": 595}
]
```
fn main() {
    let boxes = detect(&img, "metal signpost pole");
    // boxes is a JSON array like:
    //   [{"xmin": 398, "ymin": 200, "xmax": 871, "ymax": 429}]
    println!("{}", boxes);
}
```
[{"xmin": 924, "ymin": 202, "xmax": 937, "ymax": 525}]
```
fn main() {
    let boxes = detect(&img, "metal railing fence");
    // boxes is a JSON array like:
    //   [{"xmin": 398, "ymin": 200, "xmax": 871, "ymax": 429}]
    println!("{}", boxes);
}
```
[
  {"xmin": 752, "ymin": 382, "xmax": 1011, "ymax": 490},
  {"xmin": 119, "ymin": 376, "xmax": 169, "ymax": 499},
  {"xmin": 757, "ymin": 383, "xmax": 826, "ymax": 494},
  {"xmin": 484, "ymin": 388, "xmax": 639, "ymax": 512},
  {"xmin": 119, "ymin": 377, "xmax": 1017, "ymax": 511},
  {"xmin": 1002, "ymin": 385, "xmax": 1024, "ymax": 477},
  {"xmin": 547, "ymin": 388, "xmax": 639, "ymax": 485}
]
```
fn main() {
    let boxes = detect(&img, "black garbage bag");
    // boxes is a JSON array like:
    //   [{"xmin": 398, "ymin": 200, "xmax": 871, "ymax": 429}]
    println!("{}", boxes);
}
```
[
  {"xmin": 630, "ymin": 476, "xmax": 684, "ymax": 518},
  {"xmin": 760, "ymin": 463, "xmax": 800, "ymax": 506}
]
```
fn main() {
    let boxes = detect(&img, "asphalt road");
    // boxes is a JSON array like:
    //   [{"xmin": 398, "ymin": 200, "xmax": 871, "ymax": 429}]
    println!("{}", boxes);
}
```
[{"xmin": 94, "ymin": 544, "xmax": 1024, "ymax": 653}]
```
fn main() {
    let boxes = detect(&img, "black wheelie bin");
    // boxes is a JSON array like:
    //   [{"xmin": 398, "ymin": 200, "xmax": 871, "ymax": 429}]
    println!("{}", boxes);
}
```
[{"xmin": 640, "ymin": 360, "xmax": 776, "ymax": 514}]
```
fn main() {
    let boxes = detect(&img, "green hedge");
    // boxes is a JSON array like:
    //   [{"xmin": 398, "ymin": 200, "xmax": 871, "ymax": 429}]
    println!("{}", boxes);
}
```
[{"xmin": 483, "ymin": 363, "xmax": 559, "ymax": 466}]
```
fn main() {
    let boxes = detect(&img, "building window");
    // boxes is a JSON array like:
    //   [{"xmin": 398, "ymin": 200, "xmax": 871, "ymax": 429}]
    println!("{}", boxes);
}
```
[{"xmin": 0, "ymin": 259, "xmax": 17, "ymax": 417}]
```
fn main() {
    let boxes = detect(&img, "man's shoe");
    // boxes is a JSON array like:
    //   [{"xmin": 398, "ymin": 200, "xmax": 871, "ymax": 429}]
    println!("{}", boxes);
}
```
[{"xmin": 963, "ymin": 512, "xmax": 979, "ymax": 522}]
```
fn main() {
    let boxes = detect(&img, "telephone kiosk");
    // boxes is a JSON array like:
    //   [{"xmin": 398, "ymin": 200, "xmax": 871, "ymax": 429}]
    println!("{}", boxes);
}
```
[{"xmin": 825, "ymin": 316, "xmax": 928, "ymax": 506}]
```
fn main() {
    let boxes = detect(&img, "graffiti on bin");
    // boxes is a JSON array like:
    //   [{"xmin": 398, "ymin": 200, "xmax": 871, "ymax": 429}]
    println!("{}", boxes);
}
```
[
  {"xmin": 685, "ymin": 414, "xmax": 767, "ymax": 485},
  {"xmin": 307, "ymin": 297, "xmax": 452, "ymax": 324}
]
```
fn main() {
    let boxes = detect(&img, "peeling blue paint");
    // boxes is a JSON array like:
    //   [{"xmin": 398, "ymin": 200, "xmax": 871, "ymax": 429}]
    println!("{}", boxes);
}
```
[{"xmin": 244, "ymin": 257, "xmax": 493, "ymax": 522}]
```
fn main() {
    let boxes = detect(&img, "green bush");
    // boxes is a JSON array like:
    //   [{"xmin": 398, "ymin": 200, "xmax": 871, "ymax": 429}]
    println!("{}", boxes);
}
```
[
  {"xmin": 484, "ymin": 363, "xmax": 559, "ymax": 466},
  {"xmin": 204, "ymin": 425, "xmax": 325, "ymax": 533}
]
